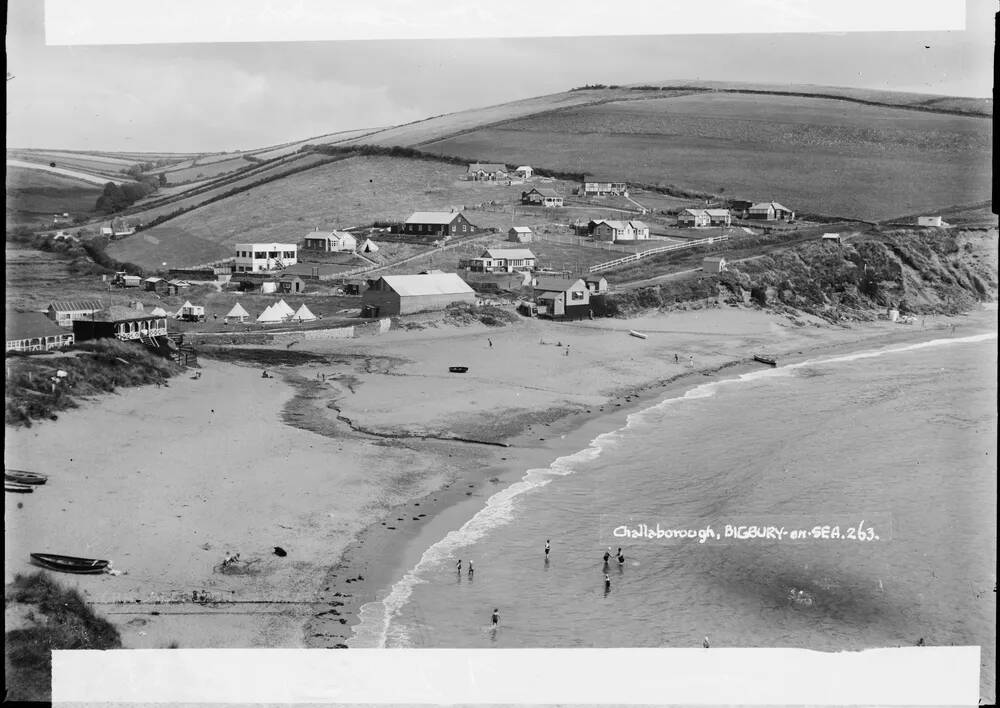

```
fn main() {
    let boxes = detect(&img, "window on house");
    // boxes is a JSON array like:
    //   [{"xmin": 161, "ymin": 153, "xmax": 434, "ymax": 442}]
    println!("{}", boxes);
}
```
[{"xmin": 572, "ymin": 291, "xmax": 585, "ymax": 301}]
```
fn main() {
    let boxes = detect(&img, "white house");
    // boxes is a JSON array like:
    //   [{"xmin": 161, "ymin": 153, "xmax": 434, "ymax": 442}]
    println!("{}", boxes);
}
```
[
  {"xmin": 821, "ymin": 233, "xmax": 842, "ymax": 243},
  {"xmin": 466, "ymin": 163, "xmax": 509, "ymax": 181},
  {"xmin": 481, "ymin": 248, "xmax": 537, "ymax": 272},
  {"xmin": 592, "ymin": 219, "xmax": 650, "ymax": 241},
  {"xmin": 582, "ymin": 177, "xmax": 628, "ymax": 196},
  {"xmin": 302, "ymin": 229, "xmax": 357, "ymax": 252},
  {"xmin": 514, "ymin": 166, "xmax": 533, "ymax": 180},
  {"xmin": 678, "ymin": 208, "xmax": 732, "ymax": 227},
  {"xmin": 233, "ymin": 242, "xmax": 298, "ymax": 273}
]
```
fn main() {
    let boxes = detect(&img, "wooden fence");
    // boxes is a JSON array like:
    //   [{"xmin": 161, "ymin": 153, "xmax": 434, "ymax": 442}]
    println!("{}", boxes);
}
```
[{"xmin": 588, "ymin": 235, "xmax": 730, "ymax": 273}]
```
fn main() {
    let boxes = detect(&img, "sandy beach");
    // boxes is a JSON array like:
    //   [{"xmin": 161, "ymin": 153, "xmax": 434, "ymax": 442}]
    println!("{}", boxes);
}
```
[{"xmin": 5, "ymin": 303, "xmax": 996, "ymax": 649}]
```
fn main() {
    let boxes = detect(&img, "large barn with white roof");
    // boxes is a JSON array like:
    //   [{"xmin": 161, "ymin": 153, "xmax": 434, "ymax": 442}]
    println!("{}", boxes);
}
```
[{"xmin": 361, "ymin": 273, "xmax": 476, "ymax": 316}]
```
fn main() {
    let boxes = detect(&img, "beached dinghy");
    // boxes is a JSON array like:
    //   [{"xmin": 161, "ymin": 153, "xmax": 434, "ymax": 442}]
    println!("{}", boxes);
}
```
[
  {"xmin": 628, "ymin": 330, "xmax": 648, "ymax": 339},
  {"xmin": 449, "ymin": 366, "xmax": 469, "ymax": 373},
  {"xmin": 6, "ymin": 482, "xmax": 34, "ymax": 494},
  {"xmin": 30, "ymin": 553, "xmax": 110, "ymax": 574},
  {"xmin": 5, "ymin": 469, "xmax": 48, "ymax": 485},
  {"xmin": 753, "ymin": 354, "xmax": 777, "ymax": 367}
]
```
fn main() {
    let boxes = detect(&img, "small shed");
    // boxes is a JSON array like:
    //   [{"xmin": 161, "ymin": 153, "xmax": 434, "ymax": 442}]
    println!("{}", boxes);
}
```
[
  {"xmin": 821, "ymin": 233, "xmax": 842, "ymax": 243},
  {"xmin": 917, "ymin": 216, "xmax": 945, "ymax": 227},
  {"xmin": 278, "ymin": 275, "xmax": 306, "ymax": 294},
  {"xmin": 508, "ymin": 226, "xmax": 533, "ymax": 243},
  {"xmin": 702, "ymin": 257, "xmax": 727, "ymax": 273},
  {"xmin": 584, "ymin": 275, "xmax": 609, "ymax": 294}
]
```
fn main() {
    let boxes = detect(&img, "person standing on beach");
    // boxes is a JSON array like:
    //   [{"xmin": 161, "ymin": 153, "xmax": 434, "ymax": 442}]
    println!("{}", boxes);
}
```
[
  {"xmin": 491, "ymin": 608, "xmax": 500, "ymax": 627},
  {"xmin": 457, "ymin": 559, "xmax": 462, "ymax": 574},
  {"xmin": 488, "ymin": 338, "xmax": 493, "ymax": 348},
  {"xmin": 674, "ymin": 353, "xmax": 679, "ymax": 364}
]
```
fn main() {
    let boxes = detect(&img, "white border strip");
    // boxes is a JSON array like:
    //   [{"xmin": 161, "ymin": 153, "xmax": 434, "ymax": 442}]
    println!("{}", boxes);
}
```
[
  {"xmin": 53, "ymin": 647, "xmax": 981, "ymax": 704},
  {"xmin": 44, "ymin": 0, "xmax": 966, "ymax": 46}
]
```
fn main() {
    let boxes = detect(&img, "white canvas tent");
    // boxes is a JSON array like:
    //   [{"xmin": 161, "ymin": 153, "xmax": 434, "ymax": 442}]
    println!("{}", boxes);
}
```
[
  {"xmin": 225, "ymin": 302, "xmax": 250, "ymax": 322},
  {"xmin": 256, "ymin": 304, "xmax": 284, "ymax": 324},
  {"xmin": 359, "ymin": 238, "xmax": 380, "ymax": 253},
  {"xmin": 292, "ymin": 303, "xmax": 317, "ymax": 322},
  {"xmin": 273, "ymin": 299, "xmax": 296, "ymax": 319},
  {"xmin": 149, "ymin": 306, "xmax": 168, "ymax": 317},
  {"xmin": 174, "ymin": 300, "xmax": 194, "ymax": 318}
]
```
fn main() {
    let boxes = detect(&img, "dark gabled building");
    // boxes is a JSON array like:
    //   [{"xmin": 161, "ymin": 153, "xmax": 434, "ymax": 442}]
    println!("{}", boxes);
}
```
[{"xmin": 400, "ymin": 211, "xmax": 480, "ymax": 239}]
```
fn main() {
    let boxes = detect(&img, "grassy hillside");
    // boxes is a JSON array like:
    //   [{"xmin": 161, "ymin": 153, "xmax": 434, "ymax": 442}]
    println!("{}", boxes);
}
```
[
  {"xmin": 107, "ymin": 155, "xmax": 584, "ymax": 268},
  {"xmin": 421, "ymin": 92, "xmax": 992, "ymax": 222},
  {"xmin": 6, "ymin": 167, "xmax": 102, "ymax": 226}
]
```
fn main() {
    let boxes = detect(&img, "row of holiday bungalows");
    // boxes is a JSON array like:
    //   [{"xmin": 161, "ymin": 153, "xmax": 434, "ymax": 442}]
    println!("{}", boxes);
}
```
[
  {"xmin": 5, "ymin": 304, "xmax": 170, "ymax": 353},
  {"xmin": 677, "ymin": 201, "xmax": 795, "ymax": 227}
]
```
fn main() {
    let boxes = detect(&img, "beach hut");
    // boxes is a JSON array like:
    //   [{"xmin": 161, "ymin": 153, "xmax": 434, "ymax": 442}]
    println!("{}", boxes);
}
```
[
  {"xmin": 273, "ymin": 299, "xmax": 296, "ymax": 319},
  {"xmin": 293, "ymin": 304, "xmax": 318, "ymax": 322},
  {"xmin": 256, "ymin": 304, "xmax": 283, "ymax": 324},
  {"xmin": 225, "ymin": 302, "xmax": 250, "ymax": 323}
]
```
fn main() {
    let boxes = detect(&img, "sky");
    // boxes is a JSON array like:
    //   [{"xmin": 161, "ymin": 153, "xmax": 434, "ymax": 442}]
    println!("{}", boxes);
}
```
[{"xmin": 5, "ymin": 0, "xmax": 996, "ymax": 153}]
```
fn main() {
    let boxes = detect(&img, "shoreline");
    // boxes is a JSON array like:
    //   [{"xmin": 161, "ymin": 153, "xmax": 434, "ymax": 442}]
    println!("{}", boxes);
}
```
[
  {"xmin": 305, "ymin": 306, "xmax": 998, "ymax": 648},
  {"xmin": 4, "ymin": 304, "xmax": 995, "ymax": 651}
]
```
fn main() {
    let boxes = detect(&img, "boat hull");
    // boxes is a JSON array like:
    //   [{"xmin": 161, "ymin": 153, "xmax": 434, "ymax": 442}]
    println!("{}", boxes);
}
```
[
  {"xmin": 753, "ymin": 355, "xmax": 777, "ymax": 367},
  {"xmin": 29, "ymin": 553, "xmax": 110, "ymax": 574},
  {"xmin": 5, "ymin": 469, "xmax": 48, "ymax": 485},
  {"xmin": 6, "ymin": 483, "xmax": 34, "ymax": 494},
  {"xmin": 628, "ymin": 330, "xmax": 648, "ymax": 339},
  {"xmin": 448, "ymin": 366, "xmax": 469, "ymax": 373}
]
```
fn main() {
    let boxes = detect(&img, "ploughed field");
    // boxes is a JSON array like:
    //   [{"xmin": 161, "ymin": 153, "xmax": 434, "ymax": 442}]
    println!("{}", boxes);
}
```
[{"xmin": 421, "ymin": 93, "xmax": 992, "ymax": 222}]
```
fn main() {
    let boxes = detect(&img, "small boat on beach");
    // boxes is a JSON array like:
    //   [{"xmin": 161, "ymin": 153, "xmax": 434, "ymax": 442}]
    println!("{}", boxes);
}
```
[
  {"xmin": 5, "ymin": 469, "xmax": 48, "ymax": 485},
  {"xmin": 449, "ymin": 366, "xmax": 469, "ymax": 373},
  {"xmin": 6, "ymin": 482, "xmax": 34, "ymax": 494},
  {"xmin": 628, "ymin": 330, "xmax": 648, "ymax": 339},
  {"xmin": 753, "ymin": 354, "xmax": 777, "ymax": 367},
  {"xmin": 29, "ymin": 553, "xmax": 110, "ymax": 574}
]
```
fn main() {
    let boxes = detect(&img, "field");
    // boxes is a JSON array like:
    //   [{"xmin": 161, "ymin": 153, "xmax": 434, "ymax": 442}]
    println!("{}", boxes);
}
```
[
  {"xmin": 421, "ymin": 92, "xmax": 992, "ymax": 221},
  {"xmin": 107, "ymin": 156, "xmax": 585, "ymax": 268},
  {"xmin": 156, "ymin": 155, "xmax": 258, "ymax": 183},
  {"xmin": 5, "ymin": 167, "xmax": 102, "ymax": 225}
]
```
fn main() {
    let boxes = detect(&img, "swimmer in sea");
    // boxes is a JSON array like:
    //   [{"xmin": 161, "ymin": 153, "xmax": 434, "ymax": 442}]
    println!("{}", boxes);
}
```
[
  {"xmin": 703, "ymin": 636, "xmax": 710, "ymax": 649},
  {"xmin": 617, "ymin": 548, "xmax": 625, "ymax": 565},
  {"xmin": 468, "ymin": 561, "xmax": 474, "ymax": 577},
  {"xmin": 545, "ymin": 540, "xmax": 550, "ymax": 558},
  {"xmin": 456, "ymin": 559, "xmax": 462, "ymax": 574},
  {"xmin": 605, "ymin": 574, "xmax": 611, "ymax": 590},
  {"xmin": 491, "ymin": 608, "xmax": 500, "ymax": 627},
  {"xmin": 603, "ymin": 548, "xmax": 611, "ymax": 566}
]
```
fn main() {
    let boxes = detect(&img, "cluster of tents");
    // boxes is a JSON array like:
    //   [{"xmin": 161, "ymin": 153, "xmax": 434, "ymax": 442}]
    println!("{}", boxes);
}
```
[{"xmin": 224, "ymin": 299, "xmax": 318, "ymax": 325}]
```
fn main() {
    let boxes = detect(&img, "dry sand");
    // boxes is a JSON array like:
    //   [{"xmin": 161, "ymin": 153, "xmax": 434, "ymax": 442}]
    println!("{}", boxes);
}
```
[{"xmin": 5, "ymin": 304, "xmax": 993, "ymax": 649}]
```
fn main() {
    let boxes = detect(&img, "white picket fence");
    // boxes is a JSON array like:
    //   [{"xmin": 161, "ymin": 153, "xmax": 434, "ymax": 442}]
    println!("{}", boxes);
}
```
[
  {"xmin": 532, "ymin": 232, "xmax": 641, "ymax": 254},
  {"xmin": 588, "ymin": 235, "xmax": 730, "ymax": 273}
]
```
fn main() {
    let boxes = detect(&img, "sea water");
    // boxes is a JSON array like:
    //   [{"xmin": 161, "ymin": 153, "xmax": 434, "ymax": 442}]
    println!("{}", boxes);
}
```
[{"xmin": 349, "ymin": 334, "xmax": 997, "ymax": 695}]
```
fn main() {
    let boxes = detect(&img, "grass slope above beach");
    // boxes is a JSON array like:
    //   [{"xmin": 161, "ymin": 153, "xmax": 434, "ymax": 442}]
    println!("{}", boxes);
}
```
[{"xmin": 5, "ymin": 572, "xmax": 122, "ymax": 702}]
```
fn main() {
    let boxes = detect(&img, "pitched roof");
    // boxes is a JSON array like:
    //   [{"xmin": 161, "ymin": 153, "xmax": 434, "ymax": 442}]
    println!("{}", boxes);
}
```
[
  {"xmin": 144, "ymin": 277, "xmax": 164, "ymax": 283},
  {"xmin": 705, "ymin": 209, "xmax": 731, "ymax": 217},
  {"xmin": 483, "ymin": 248, "xmax": 536, "ymax": 260},
  {"xmin": 681, "ymin": 208, "xmax": 708, "ymax": 217},
  {"xmin": 583, "ymin": 176, "xmax": 626, "ymax": 183},
  {"xmin": 149, "ymin": 306, "xmax": 169, "ymax": 316},
  {"xmin": 467, "ymin": 163, "xmax": 507, "ymax": 172},
  {"xmin": 509, "ymin": 226, "xmax": 533, "ymax": 233},
  {"xmin": 529, "ymin": 187, "xmax": 561, "ymax": 198},
  {"xmin": 629, "ymin": 220, "xmax": 648, "ymax": 230},
  {"xmin": 379, "ymin": 273, "xmax": 474, "ymax": 297},
  {"xmin": 597, "ymin": 220, "xmax": 629, "ymax": 230},
  {"xmin": 534, "ymin": 276, "xmax": 585, "ymax": 292},
  {"xmin": 750, "ymin": 201, "xmax": 791, "ymax": 211},
  {"xmin": 6, "ymin": 310, "xmax": 68, "ymax": 341},
  {"xmin": 47, "ymin": 300, "xmax": 103, "ymax": 313},
  {"xmin": 304, "ymin": 230, "xmax": 355, "ymax": 241},
  {"xmin": 515, "ymin": 166, "xmax": 532, "ymax": 171},
  {"xmin": 89, "ymin": 305, "xmax": 160, "ymax": 322},
  {"xmin": 404, "ymin": 211, "xmax": 462, "ymax": 225},
  {"xmin": 703, "ymin": 256, "xmax": 726, "ymax": 263}
]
